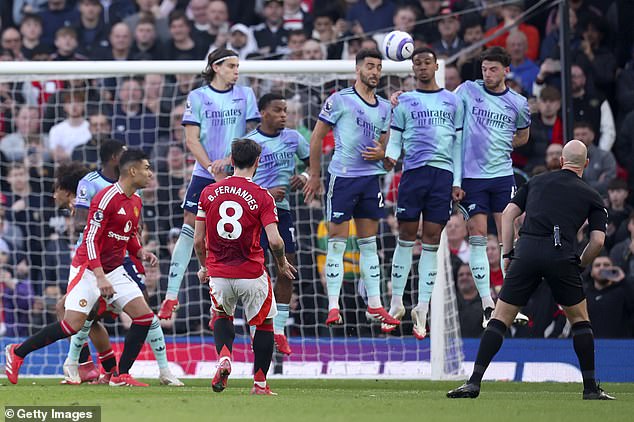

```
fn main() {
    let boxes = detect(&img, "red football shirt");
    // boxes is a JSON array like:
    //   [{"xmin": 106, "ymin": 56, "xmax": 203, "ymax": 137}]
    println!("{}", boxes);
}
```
[
  {"xmin": 197, "ymin": 176, "xmax": 279, "ymax": 278},
  {"xmin": 73, "ymin": 183, "xmax": 143, "ymax": 273}
]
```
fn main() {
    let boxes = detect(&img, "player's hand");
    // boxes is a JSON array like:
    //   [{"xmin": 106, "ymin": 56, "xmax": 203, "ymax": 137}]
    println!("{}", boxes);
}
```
[
  {"xmin": 197, "ymin": 267, "xmax": 208, "ymax": 284},
  {"xmin": 290, "ymin": 174, "xmax": 308, "ymax": 190},
  {"xmin": 158, "ymin": 298, "xmax": 180, "ymax": 319},
  {"xmin": 277, "ymin": 257, "xmax": 298, "ymax": 280},
  {"xmin": 383, "ymin": 157, "xmax": 396, "ymax": 171},
  {"xmin": 97, "ymin": 276, "xmax": 115, "ymax": 299},
  {"xmin": 503, "ymin": 257, "xmax": 511, "ymax": 273},
  {"xmin": 138, "ymin": 249, "xmax": 158, "ymax": 267},
  {"xmin": 390, "ymin": 90, "xmax": 403, "ymax": 107},
  {"xmin": 362, "ymin": 141, "xmax": 385, "ymax": 161},
  {"xmin": 268, "ymin": 186, "xmax": 287, "ymax": 201},
  {"xmin": 303, "ymin": 175, "xmax": 322, "ymax": 203},
  {"xmin": 452, "ymin": 186, "xmax": 465, "ymax": 202},
  {"xmin": 210, "ymin": 157, "xmax": 231, "ymax": 177}
]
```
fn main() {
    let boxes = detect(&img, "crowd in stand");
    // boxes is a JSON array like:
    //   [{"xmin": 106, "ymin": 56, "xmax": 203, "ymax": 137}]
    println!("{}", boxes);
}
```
[{"xmin": 0, "ymin": 0, "xmax": 633, "ymax": 340}]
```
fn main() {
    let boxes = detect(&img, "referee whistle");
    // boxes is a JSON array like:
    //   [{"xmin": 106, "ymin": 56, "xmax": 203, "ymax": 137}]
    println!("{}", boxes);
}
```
[{"xmin": 553, "ymin": 225, "xmax": 561, "ymax": 248}]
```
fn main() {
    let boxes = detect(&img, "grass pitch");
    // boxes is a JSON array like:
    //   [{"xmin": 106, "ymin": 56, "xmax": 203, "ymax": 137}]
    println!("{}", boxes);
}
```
[{"xmin": 1, "ymin": 379, "xmax": 633, "ymax": 422}]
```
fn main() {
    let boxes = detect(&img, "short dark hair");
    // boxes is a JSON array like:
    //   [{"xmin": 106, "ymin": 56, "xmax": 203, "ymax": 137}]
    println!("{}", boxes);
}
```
[
  {"xmin": 20, "ymin": 13, "xmax": 42, "ymax": 26},
  {"xmin": 411, "ymin": 46, "xmax": 437, "ymax": 62},
  {"xmin": 480, "ymin": 46, "xmax": 511, "ymax": 67},
  {"xmin": 168, "ymin": 9, "xmax": 190, "ymax": 27},
  {"xmin": 231, "ymin": 138, "xmax": 262, "ymax": 169},
  {"xmin": 119, "ymin": 148, "xmax": 149, "ymax": 171},
  {"xmin": 573, "ymin": 121, "xmax": 594, "ymax": 132},
  {"xmin": 202, "ymin": 48, "xmax": 239, "ymax": 83},
  {"xmin": 258, "ymin": 93, "xmax": 285, "ymax": 111},
  {"xmin": 99, "ymin": 139, "xmax": 126, "ymax": 164},
  {"xmin": 355, "ymin": 48, "xmax": 382, "ymax": 64},
  {"xmin": 55, "ymin": 26, "xmax": 77, "ymax": 40},
  {"xmin": 539, "ymin": 85, "xmax": 561, "ymax": 101},
  {"xmin": 608, "ymin": 178, "xmax": 628, "ymax": 192},
  {"xmin": 287, "ymin": 29, "xmax": 306, "ymax": 40},
  {"xmin": 54, "ymin": 161, "xmax": 90, "ymax": 193}
]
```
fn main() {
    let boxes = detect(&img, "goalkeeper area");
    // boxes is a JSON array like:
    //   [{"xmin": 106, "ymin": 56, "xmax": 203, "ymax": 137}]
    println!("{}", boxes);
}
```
[{"xmin": 2, "ymin": 379, "xmax": 634, "ymax": 422}]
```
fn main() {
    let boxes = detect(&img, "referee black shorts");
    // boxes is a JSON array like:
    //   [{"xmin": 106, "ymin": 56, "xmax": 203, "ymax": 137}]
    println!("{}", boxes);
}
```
[{"xmin": 498, "ymin": 236, "xmax": 585, "ymax": 307}]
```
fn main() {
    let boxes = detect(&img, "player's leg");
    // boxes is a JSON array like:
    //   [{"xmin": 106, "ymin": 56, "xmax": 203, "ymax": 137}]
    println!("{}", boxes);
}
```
[
  {"xmin": 162, "ymin": 175, "xmax": 213, "ymax": 318},
  {"xmin": 252, "ymin": 319, "xmax": 276, "ymax": 396},
  {"xmin": 89, "ymin": 320, "xmax": 118, "ymax": 383},
  {"xmin": 63, "ymin": 301, "xmax": 101, "ymax": 384},
  {"xmin": 208, "ymin": 277, "xmax": 238, "ymax": 392}
]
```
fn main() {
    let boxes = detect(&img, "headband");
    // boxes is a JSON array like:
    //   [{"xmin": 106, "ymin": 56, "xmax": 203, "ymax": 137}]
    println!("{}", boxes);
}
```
[{"xmin": 212, "ymin": 55, "xmax": 239, "ymax": 65}]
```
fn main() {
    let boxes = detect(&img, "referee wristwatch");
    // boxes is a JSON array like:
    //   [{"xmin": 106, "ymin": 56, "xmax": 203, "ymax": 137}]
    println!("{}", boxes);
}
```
[{"xmin": 502, "ymin": 249, "xmax": 514, "ymax": 259}]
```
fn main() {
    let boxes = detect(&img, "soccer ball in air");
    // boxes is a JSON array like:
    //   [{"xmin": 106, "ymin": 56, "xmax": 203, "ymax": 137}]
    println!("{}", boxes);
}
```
[{"xmin": 382, "ymin": 31, "xmax": 414, "ymax": 61}]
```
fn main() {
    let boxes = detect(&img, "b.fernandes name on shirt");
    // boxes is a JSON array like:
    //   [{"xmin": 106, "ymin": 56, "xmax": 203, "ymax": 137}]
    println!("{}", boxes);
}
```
[{"xmin": 207, "ymin": 185, "xmax": 259, "ymax": 210}]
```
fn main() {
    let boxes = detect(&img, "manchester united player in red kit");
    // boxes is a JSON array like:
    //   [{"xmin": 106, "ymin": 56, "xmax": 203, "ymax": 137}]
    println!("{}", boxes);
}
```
[
  {"xmin": 5, "ymin": 149, "xmax": 159, "ymax": 387},
  {"xmin": 194, "ymin": 138, "xmax": 296, "ymax": 395}
]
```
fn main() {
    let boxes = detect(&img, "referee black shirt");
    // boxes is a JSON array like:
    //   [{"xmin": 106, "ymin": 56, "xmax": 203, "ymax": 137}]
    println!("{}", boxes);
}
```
[{"xmin": 511, "ymin": 169, "xmax": 607, "ymax": 248}]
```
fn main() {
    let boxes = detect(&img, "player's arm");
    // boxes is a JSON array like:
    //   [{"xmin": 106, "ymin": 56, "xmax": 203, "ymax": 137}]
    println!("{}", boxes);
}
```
[
  {"xmin": 581, "ymin": 200, "xmax": 608, "ymax": 267},
  {"xmin": 452, "ymin": 98, "xmax": 465, "ymax": 201},
  {"xmin": 73, "ymin": 207, "xmax": 89, "ymax": 238},
  {"xmin": 84, "ymin": 206, "xmax": 114, "ymax": 298},
  {"xmin": 303, "ymin": 119, "xmax": 331, "ymax": 202},
  {"xmin": 193, "ymin": 207, "xmax": 208, "ymax": 283},
  {"xmin": 290, "ymin": 158, "xmax": 311, "ymax": 190},
  {"xmin": 580, "ymin": 230, "xmax": 606, "ymax": 267},
  {"xmin": 362, "ymin": 130, "xmax": 389, "ymax": 161},
  {"xmin": 501, "ymin": 202, "xmax": 523, "ymax": 272},
  {"xmin": 511, "ymin": 127, "xmax": 530, "ymax": 148},
  {"xmin": 264, "ymin": 223, "xmax": 296, "ymax": 279},
  {"xmin": 184, "ymin": 124, "xmax": 213, "ymax": 173}
]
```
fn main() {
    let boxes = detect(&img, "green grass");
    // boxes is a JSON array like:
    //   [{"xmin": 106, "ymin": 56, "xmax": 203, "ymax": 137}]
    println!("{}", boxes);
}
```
[{"xmin": 1, "ymin": 379, "xmax": 633, "ymax": 422}]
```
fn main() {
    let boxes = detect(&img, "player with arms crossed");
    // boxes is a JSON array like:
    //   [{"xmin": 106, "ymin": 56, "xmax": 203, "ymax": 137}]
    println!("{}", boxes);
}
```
[
  {"xmin": 6, "ymin": 149, "xmax": 159, "ymax": 387},
  {"xmin": 383, "ymin": 47, "xmax": 463, "ymax": 337},
  {"xmin": 455, "ymin": 46, "xmax": 530, "ymax": 326},
  {"xmin": 60, "ymin": 140, "xmax": 182, "ymax": 386},
  {"xmin": 303, "ymin": 49, "xmax": 400, "ymax": 326},
  {"xmin": 160, "ymin": 48, "xmax": 260, "ymax": 320},
  {"xmin": 194, "ymin": 139, "xmax": 296, "ymax": 395},
  {"xmin": 245, "ymin": 93, "xmax": 310, "ymax": 355}
]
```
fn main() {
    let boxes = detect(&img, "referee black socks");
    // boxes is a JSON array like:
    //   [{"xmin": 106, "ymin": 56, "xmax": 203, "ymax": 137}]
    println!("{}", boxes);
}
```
[
  {"xmin": 571, "ymin": 320, "xmax": 597, "ymax": 392},
  {"xmin": 468, "ymin": 318, "xmax": 508, "ymax": 386}
]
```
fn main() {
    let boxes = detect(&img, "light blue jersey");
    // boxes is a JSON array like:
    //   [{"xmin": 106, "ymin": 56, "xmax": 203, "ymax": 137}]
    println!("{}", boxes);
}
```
[
  {"xmin": 386, "ymin": 88, "xmax": 463, "ymax": 183},
  {"xmin": 74, "ymin": 170, "xmax": 117, "ymax": 247},
  {"xmin": 246, "ymin": 127, "xmax": 310, "ymax": 211},
  {"xmin": 182, "ymin": 84, "xmax": 260, "ymax": 179},
  {"xmin": 456, "ymin": 80, "xmax": 530, "ymax": 179},
  {"xmin": 318, "ymin": 87, "xmax": 391, "ymax": 177}
]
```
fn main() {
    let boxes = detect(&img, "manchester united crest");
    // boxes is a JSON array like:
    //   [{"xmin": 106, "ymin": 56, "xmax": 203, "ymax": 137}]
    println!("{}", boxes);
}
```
[{"xmin": 134, "ymin": 207, "xmax": 139, "ymax": 217}]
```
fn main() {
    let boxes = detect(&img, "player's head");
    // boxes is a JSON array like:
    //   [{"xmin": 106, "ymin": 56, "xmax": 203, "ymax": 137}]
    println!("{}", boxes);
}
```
[
  {"xmin": 99, "ymin": 139, "xmax": 127, "ymax": 174},
  {"xmin": 258, "ymin": 93, "xmax": 287, "ymax": 131},
  {"xmin": 561, "ymin": 139, "xmax": 589, "ymax": 171},
  {"xmin": 480, "ymin": 46, "xmax": 511, "ymax": 90},
  {"xmin": 53, "ymin": 161, "xmax": 90, "ymax": 209},
  {"xmin": 202, "ymin": 48, "xmax": 240, "ymax": 86},
  {"xmin": 231, "ymin": 138, "xmax": 262, "ymax": 175},
  {"xmin": 119, "ymin": 148, "xmax": 153, "ymax": 189},
  {"xmin": 355, "ymin": 48, "xmax": 382, "ymax": 89},
  {"xmin": 411, "ymin": 47, "xmax": 438, "ymax": 83}
]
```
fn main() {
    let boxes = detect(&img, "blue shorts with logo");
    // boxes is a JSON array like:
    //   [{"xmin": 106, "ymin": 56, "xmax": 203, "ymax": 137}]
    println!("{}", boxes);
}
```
[
  {"xmin": 460, "ymin": 175, "xmax": 516, "ymax": 218},
  {"xmin": 396, "ymin": 165, "xmax": 453, "ymax": 225},
  {"xmin": 182, "ymin": 175, "xmax": 215, "ymax": 214},
  {"xmin": 123, "ymin": 256, "xmax": 146, "ymax": 292},
  {"xmin": 260, "ymin": 208, "xmax": 296, "ymax": 254},
  {"xmin": 325, "ymin": 173, "xmax": 385, "ymax": 224}
]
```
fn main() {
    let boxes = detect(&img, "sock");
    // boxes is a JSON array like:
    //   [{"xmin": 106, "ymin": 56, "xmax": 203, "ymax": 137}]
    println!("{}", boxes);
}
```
[
  {"xmin": 98, "ymin": 348, "xmax": 117, "ymax": 373},
  {"xmin": 358, "ymin": 236, "xmax": 382, "ymax": 308},
  {"xmin": 572, "ymin": 321, "xmax": 597, "ymax": 391},
  {"xmin": 326, "ymin": 238, "xmax": 346, "ymax": 310},
  {"xmin": 15, "ymin": 320, "xmax": 76, "ymax": 358},
  {"xmin": 469, "ymin": 236, "xmax": 494, "ymax": 309},
  {"xmin": 79, "ymin": 343, "xmax": 91, "ymax": 364},
  {"xmin": 147, "ymin": 315, "xmax": 169, "ymax": 370},
  {"xmin": 119, "ymin": 313, "xmax": 153, "ymax": 374},
  {"xmin": 273, "ymin": 303, "xmax": 289, "ymax": 335},
  {"xmin": 213, "ymin": 317, "xmax": 236, "ymax": 355},
  {"xmin": 166, "ymin": 224, "xmax": 195, "ymax": 298},
  {"xmin": 468, "ymin": 318, "xmax": 507, "ymax": 386},
  {"xmin": 390, "ymin": 238, "xmax": 415, "ymax": 310},
  {"xmin": 67, "ymin": 319, "xmax": 92, "ymax": 363},
  {"xmin": 253, "ymin": 325, "xmax": 274, "ymax": 386},
  {"xmin": 417, "ymin": 243, "xmax": 439, "ymax": 312}
]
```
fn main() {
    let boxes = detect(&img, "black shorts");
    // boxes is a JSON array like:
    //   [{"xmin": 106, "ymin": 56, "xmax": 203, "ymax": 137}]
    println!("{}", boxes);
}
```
[{"xmin": 498, "ymin": 236, "xmax": 585, "ymax": 307}]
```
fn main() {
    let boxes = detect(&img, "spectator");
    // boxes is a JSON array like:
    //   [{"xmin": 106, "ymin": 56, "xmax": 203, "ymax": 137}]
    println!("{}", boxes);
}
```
[
  {"xmin": 486, "ymin": 235, "xmax": 502, "ymax": 295},
  {"xmin": 47, "ymin": 90, "xmax": 91, "ymax": 162},
  {"xmin": 156, "ymin": 142, "xmax": 187, "ymax": 231},
  {"xmin": 312, "ymin": 10, "xmax": 342, "ymax": 59},
  {"xmin": 543, "ymin": 140, "xmax": 563, "ymax": 173},
  {"xmin": 413, "ymin": 0, "xmax": 442, "ymax": 44},
  {"xmin": 1, "ymin": 27, "xmax": 24, "ymax": 60},
  {"xmin": 193, "ymin": 0, "xmax": 230, "ymax": 50},
  {"xmin": 284, "ymin": 28, "xmax": 306, "ymax": 59},
  {"xmin": 484, "ymin": 1, "xmax": 540, "ymax": 61},
  {"xmin": 12, "ymin": 0, "xmax": 49, "ymax": 26},
  {"xmin": 159, "ymin": 73, "xmax": 196, "ymax": 130},
  {"xmin": 456, "ymin": 262, "xmax": 483, "ymax": 338},
  {"xmin": 251, "ymin": 0, "xmax": 289, "ymax": 59},
  {"xmin": 286, "ymin": 96, "xmax": 311, "ymax": 141},
  {"xmin": 188, "ymin": 0, "xmax": 212, "ymax": 43},
  {"xmin": 165, "ymin": 10, "xmax": 206, "ymax": 60},
  {"xmin": 0, "ymin": 105, "xmax": 40, "ymax": 162},
  {"xmin": 0, "ymin": 197, "xmax": 25, "ymax": 253},
  {"xmin": 223, "ymin": 23, "xmax": 257, "ymax": 60},
  {"xmin": 225, "ymin": 0, "xmax": 258, "ymax": 27},
  {"xmin": 283, "ymin": 0, "xmax": 313, "ymax": 34},
  {"xmin": 584, "ymin": 255, "xmax": 634, "ymax": 338},
  {"xmin": 444, "ymin": 63, "xmax": 462, "ymax": 92},
  {"xmin": 615, "ymin": 46, "xmax": 634, "ymax": 124},
  {"xmin": 457, "ymin": 14, "xmax": 484, "ymax": 82},
  {"xmin": 446, "ymin": 212, "xmax": 469, "ymax": 264},
  {"xmin": 610, "ymin": 213, "xmax": 634, "ymax": 278},
  {"xmin": 143, "ymin": 73, "xmax": 163, "ymax": 116},
  {"xmin": 575, "ymin": 18, "xmax": 616, "ymax": 99},
  {"xmin": 129, "ymin": 13, "xmax": 164, "ymax": 60},
  {"xmin": 19, "ymin": 13, "xmax": 46, "ymax": 59},
  {"xmin": 616, "ymin": 110, "xmax": 634, "ymax": 191},
  {"xmin": 101, "ymin": 21, "xmax": 132, "ymax": 60},
  {"xmin": 539, "ymin": 6, "xmax": 580, "ymax": 64},
  {"xmin": 112, "ymin": 77, "xmax": 157, "ymax": 154},
  {"xmin": 506, "ymin": 31, "xmax": 538, "ymax": 96},
  {"xmin": 392, "ymin": 4, "xmax": 417, "ymax": 35},
  {"xmin": 75, "ymin": 0, "xmax": 110, "ymax": 58},
  {"xmin": 345, "ymin": 0, "xmax": 395, "ymax": 37},
  {"xmin": 573, "ymin": 121, "xmax": 616, "ymax": 196},
  {"xmin": 37, "ymin": 0, "xmax": 80, "ymax": 48},
  {"xmin": 50, "ymin": 26, "xmax": 88, "ymax": 61},
  {"xmin": 0, "ymin": 256, "xmax": 34, "ymax": 337},
  {"xmin": 71, "ymin": 112, "xmax": 113, "ymax": 169},
  {"xmin": 605, "ymin": 178, "xmax": 632, "ymax": 251},
  {"xmin": 101, "ymin": 0, "xmax": 136, "ymax": 26},
  {"xmin": 123, "ymin": 0, "xmax": 170, "ymax": 44},
  {"xmin": 432, "ymin": 9, "xmax": 464, "ymax": 57},
  {"xmin": 301, "ymin": 38, "xmax": 326, "ymax": 60}
]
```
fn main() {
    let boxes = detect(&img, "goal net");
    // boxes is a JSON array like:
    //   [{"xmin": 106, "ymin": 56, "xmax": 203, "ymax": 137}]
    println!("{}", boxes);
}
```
[{"xmin": 0, "ymin": 59, "xmax": 463, "ymax": 379}]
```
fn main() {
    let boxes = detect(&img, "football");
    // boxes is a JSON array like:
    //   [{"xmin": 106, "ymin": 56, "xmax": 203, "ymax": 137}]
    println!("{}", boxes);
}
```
[{"xmin": 382, "ymin": 30, "xmax": 414, "ymax": 61}]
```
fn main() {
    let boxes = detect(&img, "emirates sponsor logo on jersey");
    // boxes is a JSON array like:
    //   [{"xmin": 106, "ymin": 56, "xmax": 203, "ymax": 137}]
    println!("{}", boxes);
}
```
[{"xmin": 107, "ymin": 231, "xmax": 130, "ymax": 241}]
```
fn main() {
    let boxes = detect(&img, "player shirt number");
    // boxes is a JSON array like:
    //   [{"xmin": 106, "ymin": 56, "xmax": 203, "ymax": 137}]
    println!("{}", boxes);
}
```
[{"xmin": 217, "ymin": 201, "xmax": 243, "ymax": 239}]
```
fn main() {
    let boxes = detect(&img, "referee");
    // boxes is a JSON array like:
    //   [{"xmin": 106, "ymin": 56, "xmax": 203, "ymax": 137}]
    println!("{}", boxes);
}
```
[{"xmin": 447, "ymin": 140, "xmax": 615, "ymax": 400}]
